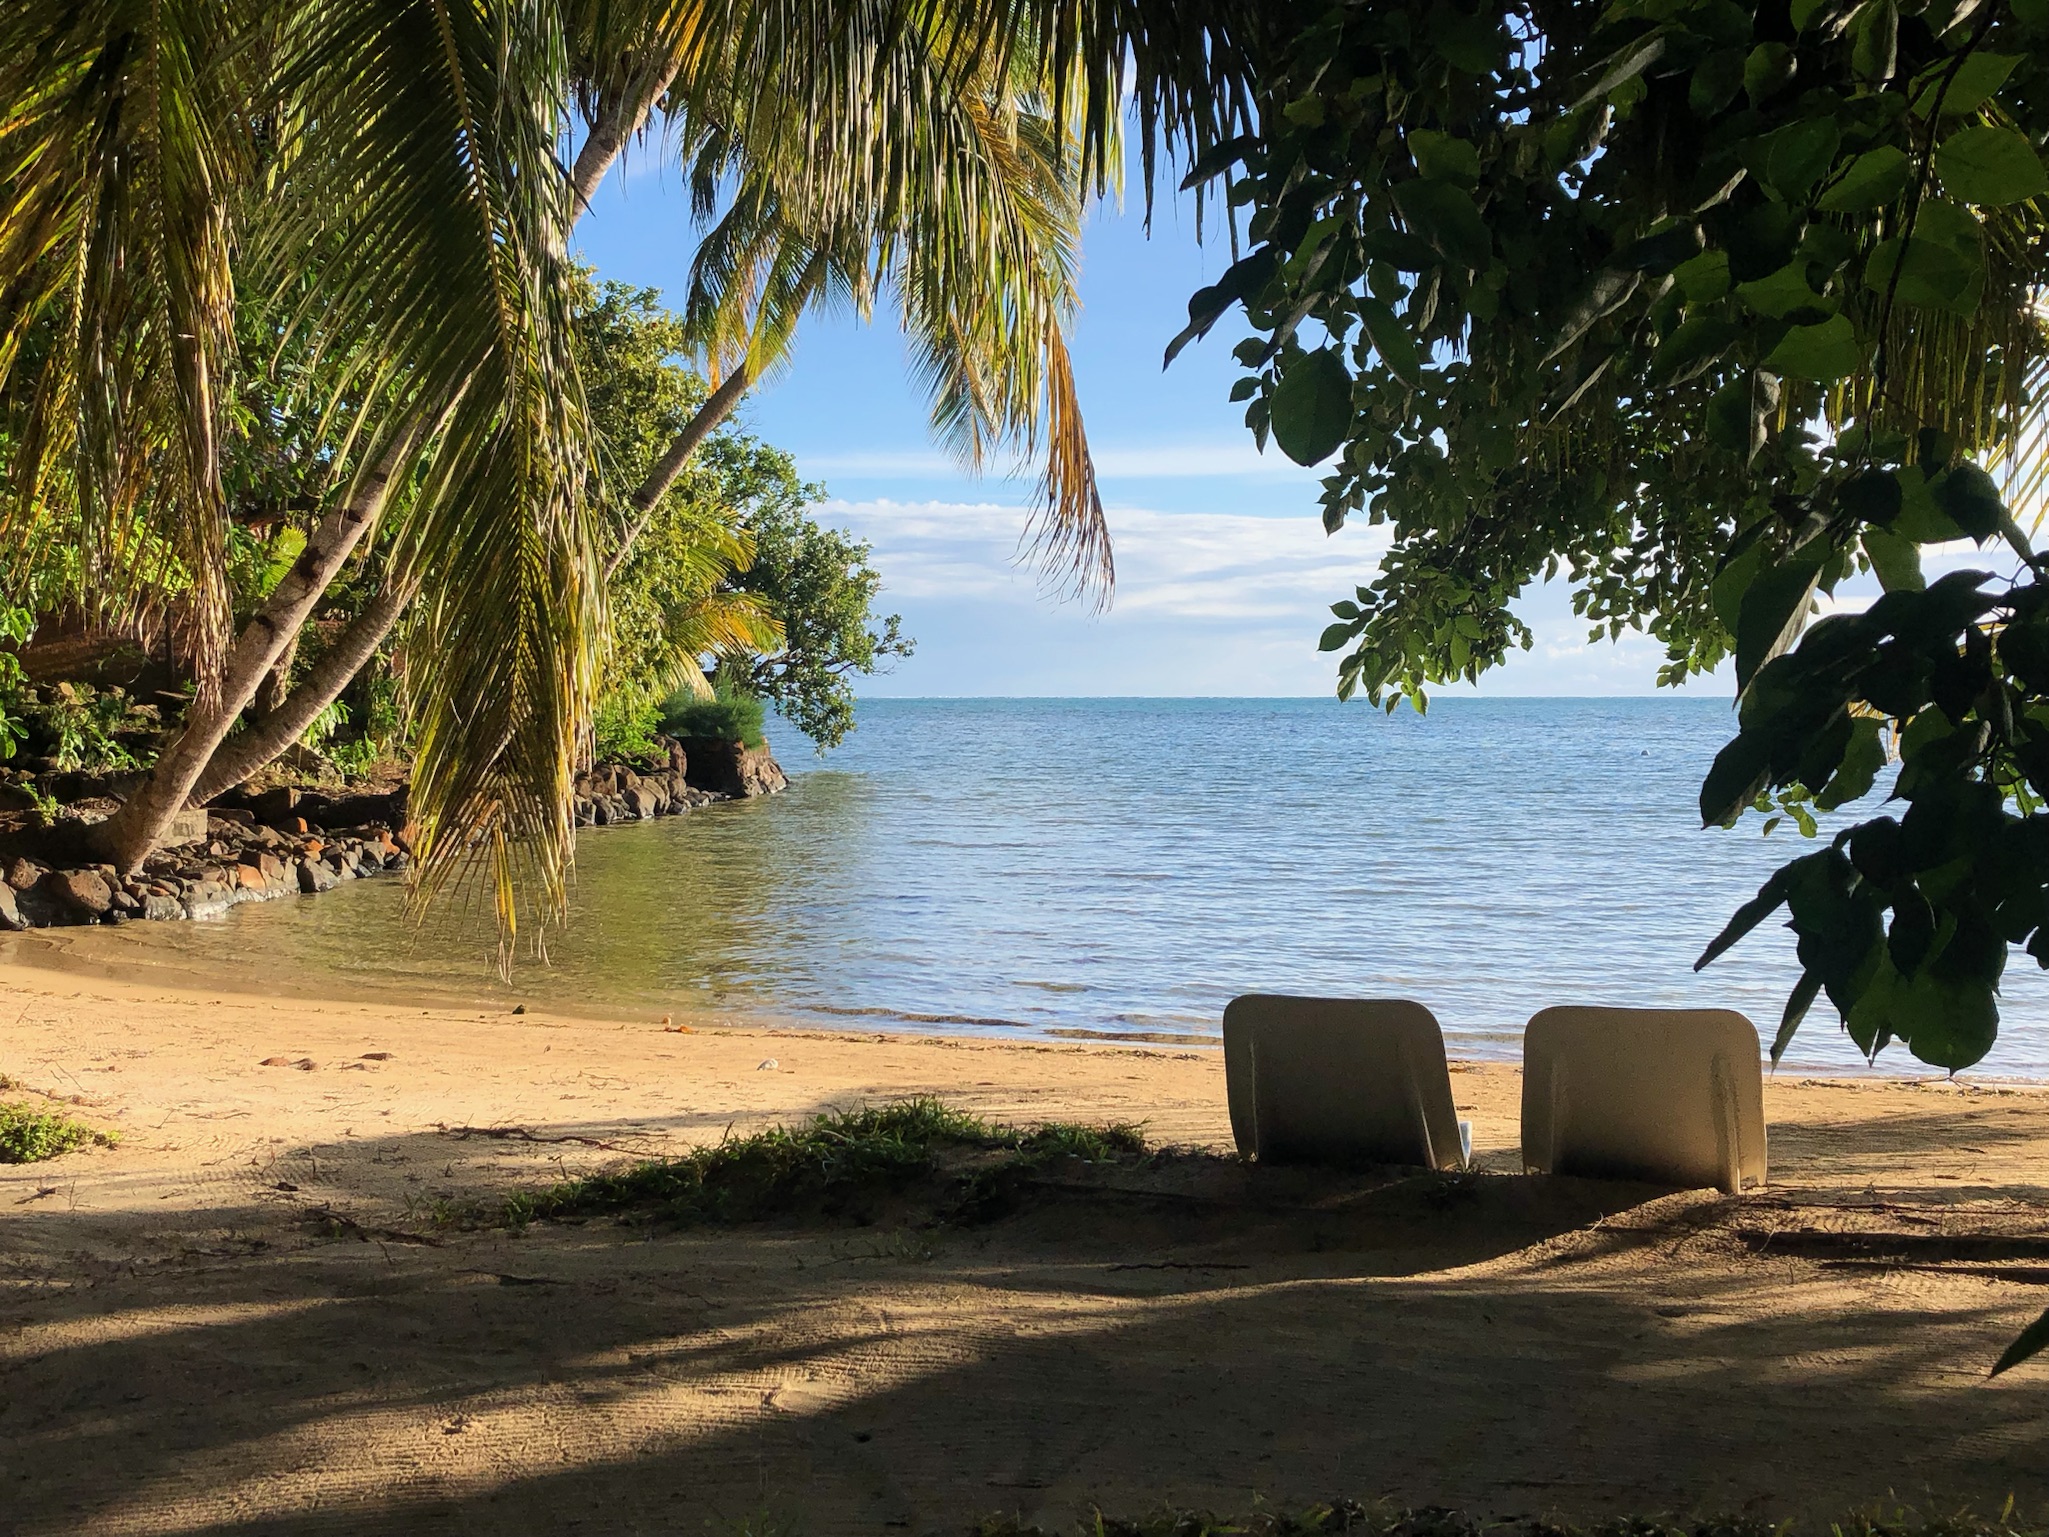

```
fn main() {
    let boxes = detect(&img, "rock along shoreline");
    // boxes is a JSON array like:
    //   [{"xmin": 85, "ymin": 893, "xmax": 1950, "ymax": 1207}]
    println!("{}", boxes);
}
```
[{"xmin": 0, "ymin": 737, "xmax": 787, "ymax": 932}]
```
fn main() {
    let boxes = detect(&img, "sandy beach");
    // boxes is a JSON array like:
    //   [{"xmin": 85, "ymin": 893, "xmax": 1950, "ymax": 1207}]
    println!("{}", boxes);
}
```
[{"xmin": 6, "ymin": 953, "xmax": 2049, "ymax": 1535}]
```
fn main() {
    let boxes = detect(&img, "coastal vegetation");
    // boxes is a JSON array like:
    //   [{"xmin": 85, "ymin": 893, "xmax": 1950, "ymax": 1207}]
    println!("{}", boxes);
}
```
[
  {"xmin": 478, "ymin": 1097, "xmax": 1149, "ymax": 1230},
  {"xmin": 1171, "ymin": 0, "xmax": 2049, "ymax": 1083},
  {"xmin": 0, "ymin": 0, "xmax": 1170, "ymax": 928},
  {"xmin": 0, "ymin": 1093, "xmax": 116, "ymax": 1164}
]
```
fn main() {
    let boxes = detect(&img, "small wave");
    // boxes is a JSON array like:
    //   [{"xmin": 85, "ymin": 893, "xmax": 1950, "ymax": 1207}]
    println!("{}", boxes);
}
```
[{"xmin": 800, "ymin": 1002, "xmax": 1036, "ymax": 1030}]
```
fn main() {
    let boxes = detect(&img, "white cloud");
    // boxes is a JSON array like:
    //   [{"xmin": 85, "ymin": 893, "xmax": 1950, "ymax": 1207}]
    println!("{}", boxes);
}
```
[
  {"xmin": 819, "ymin": 497, "xmax": 1712, "ymax": 697},
  {"xmin": 803, "ymin": 440, "xmax": 1317, "ymax": 482}
]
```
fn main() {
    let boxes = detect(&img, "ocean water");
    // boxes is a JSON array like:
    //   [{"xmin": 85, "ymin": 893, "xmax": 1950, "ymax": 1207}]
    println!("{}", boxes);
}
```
[{"xmin": 29, "ymin": 696, "xmax": 2049, "ymax": 1076}]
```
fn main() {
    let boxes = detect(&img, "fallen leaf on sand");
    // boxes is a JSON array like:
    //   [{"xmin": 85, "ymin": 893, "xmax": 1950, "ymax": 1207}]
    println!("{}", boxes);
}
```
[
  {"xmin": 359, "ymin": 1052, "xmax": 392, "ymax": 1061},
  {"xmin": 662, "ymin": 1013, "xmax": 693, "ymax": 1034},
  {"xmin": 260, "ymin": 1057, "xmax": 317, "ymax": 1070},
  {"xmin": 757, "ymin": 1058, "xmax": 779, "ymax": 1071}
]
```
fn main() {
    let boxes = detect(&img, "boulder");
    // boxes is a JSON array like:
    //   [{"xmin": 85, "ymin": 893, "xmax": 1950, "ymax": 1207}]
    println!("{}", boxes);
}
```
[
  {"xmin": 241, "ymin": 850, "xmax": 287, "ymax": 886},
  {"xmin": 142, "ymin": 893, "xmax": 184, "ymax": 922},
  {"xmin": 0, "ymin": 883, "xmax": 22, "ymax": 931},
  {"xmin": 6, "ymin": 857, "xmax": 43, "ymax": 891},
  {"xmin": 680, "ymin": 739, "xmax": 789, "ymax": 799},
  {"xmin": 234, "ymin": 863, "xmax": 271, "ymax": 893},
  {"xmin": 209, "ymin": 808, "xmax": 256, "ymax": 832},
  {"xmin": 45, "ymin": 868, "xmax": 114, "ymax": 919},
  {"xmin": 624, "ymin": 784, "xmax": 662, "ymax": 820},
  {"xmin": 298, "ymin": 859, "xmax": 339, "ymax": 894},
  {"xmin": 183, "ymin": 879, "xmax": 233, "ymax": 918}
]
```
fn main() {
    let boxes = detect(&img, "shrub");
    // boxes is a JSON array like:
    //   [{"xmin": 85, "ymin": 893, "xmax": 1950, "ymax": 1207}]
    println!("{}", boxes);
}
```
[
  {"xmin": 659, "ymin": 679, "xmax": 766, "ymax": 749},
  {"xmin": 0, "ymin": 1100, "xmax": 117, "ymax": 1163},
  {"xmin": 593, "ymin": 693, "xmax": 664, "ymax": 763}
]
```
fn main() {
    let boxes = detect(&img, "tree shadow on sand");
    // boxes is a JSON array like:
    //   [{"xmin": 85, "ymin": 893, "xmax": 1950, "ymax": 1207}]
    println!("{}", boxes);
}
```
[{"xmin": 7, "ymin": 1109, "xmax": 2049, "ymax": 1537}]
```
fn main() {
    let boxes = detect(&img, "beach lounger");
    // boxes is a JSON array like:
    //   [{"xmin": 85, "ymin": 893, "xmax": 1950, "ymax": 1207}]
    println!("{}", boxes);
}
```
[
  {"xmin": 1221, "ymin": 995, "xmax": 1470, "ymax": 1170},
  {"xmin": 1520, "ymin": 1006, "xmax": 1766, "ymax": 1193}
]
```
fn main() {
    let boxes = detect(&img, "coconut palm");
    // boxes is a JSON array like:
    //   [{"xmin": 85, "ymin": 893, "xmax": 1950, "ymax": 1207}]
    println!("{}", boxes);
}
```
[{"xmin": 0, "ymin": 0, "xmax": 1257, "ymax": 937}]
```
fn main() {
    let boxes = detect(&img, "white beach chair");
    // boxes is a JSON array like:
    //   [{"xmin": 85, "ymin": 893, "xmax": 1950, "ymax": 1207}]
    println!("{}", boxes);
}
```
[
  {"xmin": 1221, "ymin": 995, "xmax": 1470, "ymax": 1170},
  {"xmin": 1520, "ymin": 1006, "xmax": 1766, "ymax": 1194}
]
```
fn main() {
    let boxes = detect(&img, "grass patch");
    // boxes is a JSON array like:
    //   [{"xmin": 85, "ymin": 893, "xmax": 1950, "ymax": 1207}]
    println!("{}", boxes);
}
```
[
  {"xmin": 494, "ymin": 1097, "xmax": 1147, "ymax": 1231},
  {"xmin": 0, "ymin": 1100, "xmax": 117, "ymax": 1164}
]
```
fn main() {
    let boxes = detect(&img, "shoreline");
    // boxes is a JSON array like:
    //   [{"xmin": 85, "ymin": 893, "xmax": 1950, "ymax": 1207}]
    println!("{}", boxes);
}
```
[{"xmin": 3, "ymin": 924, "xmax": 2038, "ymax": 1083}]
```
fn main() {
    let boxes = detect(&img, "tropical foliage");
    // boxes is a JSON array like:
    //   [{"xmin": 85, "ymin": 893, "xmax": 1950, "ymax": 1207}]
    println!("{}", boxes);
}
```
[
  {"xmin": 1182, "ymin": 0, "xmax": 2049, "ymax": 1078},
  {"xmin": 0, "ymin": 0, "xmax": 1258, "ymax": 936}
]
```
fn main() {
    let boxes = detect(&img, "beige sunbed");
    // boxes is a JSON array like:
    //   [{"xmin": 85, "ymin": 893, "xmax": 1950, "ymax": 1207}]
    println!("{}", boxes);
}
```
[
  {"xmin": 1520, "ymin": 1006, "xmax": 1766, "ymax": 1193},
  {"xmin": 1221, "ymin": 995, "xmax": 1470, "ymax": 1170}
]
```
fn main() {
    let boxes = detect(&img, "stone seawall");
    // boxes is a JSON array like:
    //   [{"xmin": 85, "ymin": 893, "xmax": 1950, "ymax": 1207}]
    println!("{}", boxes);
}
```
[{"xmin": 0, "ymin": 739, "xmax": 785, "ymax": 931}]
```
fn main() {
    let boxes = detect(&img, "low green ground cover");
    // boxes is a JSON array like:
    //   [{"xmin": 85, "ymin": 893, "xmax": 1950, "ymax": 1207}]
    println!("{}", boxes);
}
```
[
  {"xmin": 0, "ymin": 1093, "xmax": 117, "ymax": 1163},
  {"xmin": 489, "ymin": 1097, "xmax": 1147, "ymax": 1231}
]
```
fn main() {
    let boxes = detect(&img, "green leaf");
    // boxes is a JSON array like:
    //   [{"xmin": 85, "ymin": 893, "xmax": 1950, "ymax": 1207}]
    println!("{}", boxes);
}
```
[
  {"xmin": 1649, "ymin": 316, "xmax": 1740, "ymax": 384},
  {"xmin": 1282, "ymin": 93, "xmax": 1325, "ymax": 128},
  {"xmin": 1689, "ymin": 48, "xmax": 1747, "ymax": 116},
  {"xmin": 1427, "ymin": 8, "xmax": 1506, "ymax": 74},
  {"xmin": 1864, "ymin": 525, "xmax": 1924, "ymax": 591},
  {"xmin": 1356, "ymin": 296, "xmax": 1426, "ymax": 386},
  {"xmin": 1269, "ymin": 349, "xmax": 1354, "ymax": 467},
  {"xmin": 1674, "ymin": 249, "xmax": 1733, "ymax": 303},
  {"xmin": 1816, "ymin": 716, "xmax": 1888, "ymax": 810},
  {"xmin": 1744, "ymin": 42, "xmax": 1797, "ymax": 106},
  {"xmin": 1318, "ymin": 621, "xmax": 1358, "ymax": 652},
  {"xmin": 1736, "ymin": 262, "xmax": 1836, "ymax": 321},
  {"xmin": 1757, "ymin": 118, "xmax": 1841, "ymax": 202},
  {"xmin": 1935, "ymin": 126, "xmax": 2049, "ymax": 207},
  {"xmin": 1992, "ymin": 1308, "xmax": 2049, "ymax": 1376},
  {"xmin": 1771, "ymin": 970, "xmax": 1825, "ymax": 1064},
  {"xmin": 1764, "ymin": 314, "xmax": 1865, "ymax": 382},
  {"xmin": 1852, "ymin": 0, "xmax": 1898, "ymax": 84},
  {"xmin": 1409, "ymin": 130, "xmax": 1480, "ymax": 187},
  {"xmin": 1697, "ymin": 864, "xmax": 1796, "ymax": 970},
  {"xmin": 1701, "ymin": 731, "xmax": 1776, "ymax": 826},
  {"xmin": 1866, "ymin": 201, "xmax": 1984, "ymax": 315},
  {"xmin": 1818, "ymin": 146, "xmax": 1910, "ymax": 213},
  {"xmin": 1910, "ymin": 53, "xmax": 2022, "ymax": 118},
  {"xmin": 1894, "ymin": 970, "xmax": 1999, "ymax": 1070},
  {"xmin": 1392, "ymin": 179, "xmax": 1494, "ymax": 271},
  {"xmin": 1736, "ymin": 550, "xmax": 1826, "ymax": 687},
  {"xmin": 1575, "ymin": 34, "xmax": 1668, "ymax": 111},
  {"xmin": 1707, "ymin": 372, "xmax": 1771, "ymax": 461},
  {"xmin": 1931, "ymin": 462, "xmax": 2005, "ymax": 540}
]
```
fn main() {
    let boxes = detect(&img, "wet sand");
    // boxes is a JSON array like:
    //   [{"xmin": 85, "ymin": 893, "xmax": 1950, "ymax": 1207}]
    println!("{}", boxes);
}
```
[{"xmin": 5, "ymin": 958, "xmax": 2049, "ymax": 1535}]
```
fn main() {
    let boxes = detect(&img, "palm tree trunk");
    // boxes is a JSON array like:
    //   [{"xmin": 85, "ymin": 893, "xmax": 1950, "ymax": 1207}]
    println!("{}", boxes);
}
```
[
  {"xmin": 571, "ymin": 58, "xmax": 684, "ymax": 212},
  {"xmin": 112, "ymin": 74, "xmax": 686, "ymax": 834},
  {"xmin": 189, "ymin": 578, "xmax": 414, "ymax": 805},
  {"xmin": 89, "ymin": 434, "xmax": 415, "ymax": 872},
  {"xmin": 603, "ymin": 364, "xmax": 754, "ymax": 580}
]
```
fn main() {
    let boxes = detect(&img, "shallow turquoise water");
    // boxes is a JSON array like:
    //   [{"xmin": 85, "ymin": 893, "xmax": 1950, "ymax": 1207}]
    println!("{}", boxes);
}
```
[{"xmin": 41, "ymin": 696, "xmax": 2049, "ymax": 1075}]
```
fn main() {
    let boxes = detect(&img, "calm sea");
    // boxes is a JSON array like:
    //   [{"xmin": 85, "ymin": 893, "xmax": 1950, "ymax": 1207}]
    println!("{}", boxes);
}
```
[{"xmin": 27, "ymin": 697, "xmax": 2049, "ymax": 1076}]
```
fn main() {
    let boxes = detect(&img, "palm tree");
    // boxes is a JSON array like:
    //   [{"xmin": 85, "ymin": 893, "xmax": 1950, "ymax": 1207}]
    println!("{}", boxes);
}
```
[{"xmin": 0, "ymin": 0, "xmax": 1255, "ymax": 938}]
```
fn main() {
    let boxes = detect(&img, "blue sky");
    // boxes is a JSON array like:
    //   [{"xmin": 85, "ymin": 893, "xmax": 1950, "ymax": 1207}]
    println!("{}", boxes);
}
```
[{"xmin": 569, "ymin": 157, "xmax": 1727, "ymax": 699}]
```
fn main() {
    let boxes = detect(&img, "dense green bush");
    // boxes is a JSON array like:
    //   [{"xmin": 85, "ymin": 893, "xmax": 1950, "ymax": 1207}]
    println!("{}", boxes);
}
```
[
  {"xmin": 0, "ymin": 1100, "xmax": 117, "ymax": 1163},
  {"xmin": 659, "ymin": 680, "xmax": 766, "ymax": 749}
]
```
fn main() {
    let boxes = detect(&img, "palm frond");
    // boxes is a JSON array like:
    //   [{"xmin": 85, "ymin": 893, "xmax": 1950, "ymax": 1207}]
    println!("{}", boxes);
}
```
[
  {"xmin": 257, "ymin": 0, "xmax": 596, "ymax": 947},
  {"xmin": 0, "ymin": 0, "xmax": 249, "ymax": 689}
]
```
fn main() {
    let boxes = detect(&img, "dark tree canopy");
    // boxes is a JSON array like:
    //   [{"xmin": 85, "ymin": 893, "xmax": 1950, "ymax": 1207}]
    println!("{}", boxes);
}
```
[{"xmin": 1181, "ymin": 0, "xmax": 2049, "ymax": 1074}]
